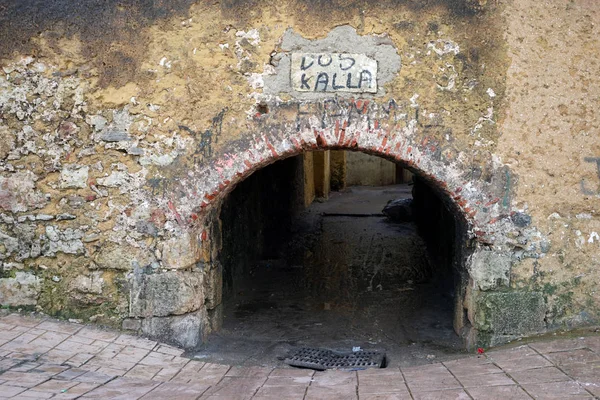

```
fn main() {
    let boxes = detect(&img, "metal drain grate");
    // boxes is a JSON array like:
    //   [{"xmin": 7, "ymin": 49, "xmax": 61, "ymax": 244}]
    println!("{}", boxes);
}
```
[{"xmin": 284, "ymin": 347, "xmax": 385, "ymax": 370}]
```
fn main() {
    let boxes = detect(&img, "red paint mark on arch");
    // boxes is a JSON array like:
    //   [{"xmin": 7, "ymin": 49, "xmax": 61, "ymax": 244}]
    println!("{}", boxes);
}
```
[
  {"xmin": 266, "ymin": 141, "xmax": 278, "ymax": 157},
  {"xmin": 168, "ymin": 200, "xmax": 185, "ymax": 226}
]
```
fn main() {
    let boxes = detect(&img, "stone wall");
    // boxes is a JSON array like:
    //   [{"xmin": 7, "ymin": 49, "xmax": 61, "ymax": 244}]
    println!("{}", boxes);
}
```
[{"xmin": 0, "ymin": 0, "xmax": 599, "ymax": 349}]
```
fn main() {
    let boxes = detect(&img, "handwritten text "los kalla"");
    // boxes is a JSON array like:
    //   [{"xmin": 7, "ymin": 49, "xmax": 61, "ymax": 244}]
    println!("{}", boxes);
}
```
[{"xmin": 291, "ymin": 53, "xmax": 378, "ymax": 94}]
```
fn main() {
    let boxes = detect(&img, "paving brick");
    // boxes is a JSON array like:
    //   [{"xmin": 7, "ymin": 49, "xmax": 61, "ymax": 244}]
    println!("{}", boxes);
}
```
[
  {"xmin": 529, "ymin": 338, "xmax": 588, "ymax": 354},
  {"xmin": 0, "ymin": 358, "xmax": 21, "ymax": 372},
  {"xmin": 9, "ymin": 362, "xmax": 40, "ymax": 372},
  {"xmin": 203, "ymin": 377, "xmax": 266, "ymax": 399},
  {"xmin": 443, "ymin": 357, "xmax": 502, "ymax": 377},
  {"xmin": 1, "ymin": 332, "xmax": 41, "ymax": 347},
  {"xmin": 54, "ymin": 368, "xmax": 89, "ymax": 380},
  {"xmin": 193, "ymin": 363, "xmax": 230, "ymax": 385},
  {"xmin": 55, "ymin": 339, "xmax": 107, "ymax": 354},
  {"xmin": 11, "ymin": 388, "xmax": 54, "ymax": 398},
  {"xmin": 358, "ymin": 394, "xmax": 412, "ymax": 400},
  {"xmin": 510, "ymin": 366, "xmax": 572, "ymax": 384},
  {"xmin": 141, "ymin": 382, "xmax": 210, "ymax": 399},
  {"xmin": 305, "ymin": 385, "xmax": 357, "ymax": 400},
  {"xmin": 402, "ymin": 364, "xmax": 461, "ymax": 392},
  {"xmin": 67, "ymin": 335, "xmax": 96, "ymax": 345},
  {"xmin": 491, "ymin": 353, "xmax": 553, "ymax": 372},
  {"xmin": 358, "ymin": 369, "xmax": 404, "ymax": 386},
  {"xmin": 411, "ymin": 389, "xmax": 471, "ymax": 400},
  {"xmin": 30, "ymin": 331, "xmax": 70, "ymax": 347},
  {"xmin": 253, "ymin": 384, "xmax": 307, "ymax": 399},
  {"xmin": 95, "ymin": 366, "xmax": 131, "ymax": 377},
  {"xmin": 114, "ymin": 334, "xmax": 158, "ymax": 350},
  {"xmin": 582, "ymin": 335, "xmax": 600, "ymax": 352},
  {"xmin": 467, "ymin": 385, "xmax": 532, "ymax": 399},
  {"xmin": 486, "ymin": 345, "xmax": 537, "ymax": 361},
  {"xmin": 358, "ymin": 380, "xmax": 411, "ymax": 395},
  {"xmin": 41, "ymin": 349, "xmax": 76, "ymax": 365},
  {"xmin": 456, "ymin": 372, "xmax": 515, "ymax": 388},
  {"xmin": 65, "ymin": 352, "xmax": 95, "ymax": 367},
  {"xmin": 171, "ymin": 360, "xmax": 208, "ymax": 384},
  {"xmin": 152, "ymin": 366, "xmax": 188, "ymax": 382},
  {"xmin": 117, "ymin": 345, "xmax": 152, "ymax": 360},
  {"xmin": 0, "ymin": 330, "xmax": 24, "ymax": 342},
  {"xmin": 2, "ymin": 343, "xmax": 52, "ymax": 355},
  {"xmin": 225, "ymin": 366, "xmax": 273, "ymax": 378},
  {"xmin": 522, "ymin": 380, "xmax": 593, "ymax": 399},
  {"xmin": 0, "ymin": 322, "xmax": 15, "ymax": 330},
  {"xmin": 263, "ymin": 375, "xmax": 313, "ymax": 386},
  {"xmin": 32, "ymin": 378, "xmax": 79, "ymax": 393},
  {"xmin": 1, "ymin": 315, "xmax": 42, "ymax": 327},
  {"xmin": 125, "ymin": 364, "xmax": 162, "ymax": 380},
  {"xmin": 0, "ymin": 371, "xmax": 52, "ymax": 388},
  {"xmin": 268, "ymin": 368, "xmax": 314, "ymax": 378},
  {"xmin": 561, "ymin": 362, "xmax": 600, "ymax": 396},
  {"xmin": 74, "ymin": 370, "xmax": 117, "ymax": 384},
  {"xmin": 139, "ymin": 352, "xmax": 176, "ymax": 366},
  {"xmin": 76, "ymin": 327, "xmax": 119, "ymax": 342},
  {"xmin": 36, "ymin": 321, "xmax": 83, "ymax": 335},
  {"xmin": 0, "ymin": 383, "xmax": 27, "ymax": 397},
  {"xmin": 154, "ymin": 344, "xmax": 185, "ymax": 356},
  {"xmin": 545, "ymin": 349, "xmax": 600, "ymax": 366},
  {"xmin": 95, "ymin": 343, "xmax": 126, "ymax": 359},
  {"xmin": 49, "ymin": 383, "xmax": 101, "ymax": 399},
  {"xmin": 311, "ymin": 370, "xmax": 357, "ymax": 386},
  {"xmin": 80, "ymin": 377, "xmax": 160, "ymax": 399}
]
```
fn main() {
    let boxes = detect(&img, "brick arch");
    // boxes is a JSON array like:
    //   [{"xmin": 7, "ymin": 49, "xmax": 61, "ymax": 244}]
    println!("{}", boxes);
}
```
[
  {"xmin": 152, "ymin": 101, "xmax": 520, "ymax": 349},
  {"xmin": 179, "ymin": 109, "xmax": 502, "ymax": 243},
  {"xmin": 200, "ymin": 138, "xmax": 473, "ymax": 228}
]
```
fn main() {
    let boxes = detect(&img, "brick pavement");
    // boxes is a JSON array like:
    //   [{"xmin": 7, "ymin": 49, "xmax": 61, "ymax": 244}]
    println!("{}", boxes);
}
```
[{"xmin": 0, "ymin": 314, "xmax": 598, "ymax": 399}]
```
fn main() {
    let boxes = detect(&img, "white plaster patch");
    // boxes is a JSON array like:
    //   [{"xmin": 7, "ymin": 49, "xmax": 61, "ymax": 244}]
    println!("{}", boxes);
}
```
[
  {"xmin": 427, "ymin": 39, "xmax": 460, "ymax": 56},
  {"xmin": 290, "ymin": 53, "xmax": 377, "ymax": 93},
  {"xmin": 236, "ymin": 29, "xmax": 260, "ymax": 46},
  {"xmin": 247, "ymin": 73, "xmax": 265, "ymax": 89},
  {"xmin": 588, "ymin": 232, "xmax": 599, "ymax": 243}
]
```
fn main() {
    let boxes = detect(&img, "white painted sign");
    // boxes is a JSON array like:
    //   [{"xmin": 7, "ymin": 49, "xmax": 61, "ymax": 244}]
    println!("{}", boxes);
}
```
[{"xmin": 291, "ymin": 53, "xmax": 378, "ymax": 93}]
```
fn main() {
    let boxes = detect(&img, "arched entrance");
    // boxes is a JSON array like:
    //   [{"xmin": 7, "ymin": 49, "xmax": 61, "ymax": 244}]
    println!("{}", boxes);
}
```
[
  {"xmin": 133, "ymin": 99, "xmax": 544, "ymax": 353},
  {"xmin": 201, "ymin": 149, "xmax": 472, "ymax": 366}
]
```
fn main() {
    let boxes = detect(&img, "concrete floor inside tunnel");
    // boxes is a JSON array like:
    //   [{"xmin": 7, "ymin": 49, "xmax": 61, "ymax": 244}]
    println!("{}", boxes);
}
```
[{"xmin": 194, "ymin": 177, "xmax": 469, "ymax": 368}]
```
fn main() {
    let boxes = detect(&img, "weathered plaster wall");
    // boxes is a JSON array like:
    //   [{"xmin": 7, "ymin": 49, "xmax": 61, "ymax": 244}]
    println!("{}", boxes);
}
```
[
  {"xmin": 0, "ymin": 0, "xmax": 598, "ymax": 349},
  {"xmin": 498, "ymin": 0, "xmax": 600, "ymax": 330}
]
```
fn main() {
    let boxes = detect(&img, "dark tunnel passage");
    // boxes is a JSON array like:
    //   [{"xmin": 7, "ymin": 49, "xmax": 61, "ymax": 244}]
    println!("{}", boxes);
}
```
[{"xmin": 198, "ymin": 151, "xmax": 471, "ymax": 367}]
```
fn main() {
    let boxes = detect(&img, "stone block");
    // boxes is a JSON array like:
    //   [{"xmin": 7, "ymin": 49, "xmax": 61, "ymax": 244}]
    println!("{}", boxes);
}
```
[
  {"xmin": 122, "ymin": 318, "xmax": 142, "ymax": 331},
  {"xmin": 475, "ymin": 291, "xmax": 546, "ymax": 338},
  {"xmin": 204, "ymin": 263, "xmax": 222, "ymax": 310},
  {"xmin": 469, "ymin": 250, "xmax": 511, "ymax": 291},
  {"xmin": 160, "ymin": 232, "xmax": 200, "ymax": 270},
  {"xmin": 0, "ymin": 171, "xmax": 47, "ymax": 213},
  {"xmin": 141, "ymin": 309, "xmax": 206, "ymax": 348},
  {"xmin": 0, "ymin": 271, "xmax": 41, "ymax": 306},
  {"xmin": 96, "ymin": 171, "xmax": 130, "ymax": 188},
  {"xmin": 70, "ymin": 271, "xmax": 104, "ymax": 294},
  {"xmin": 42, "ymin": 226, "xmax": 85, "ymax": 257},
  {"xmin": 94, "ymin": 243, "xmax": 154, "ymax": 271},
  {"xmin": 59, "ymin": 165, "xmax": 89, "ymax": 189},
  {"xmin": 130, "ymin": 270, "xmax": 204, "ymax": 318}
]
